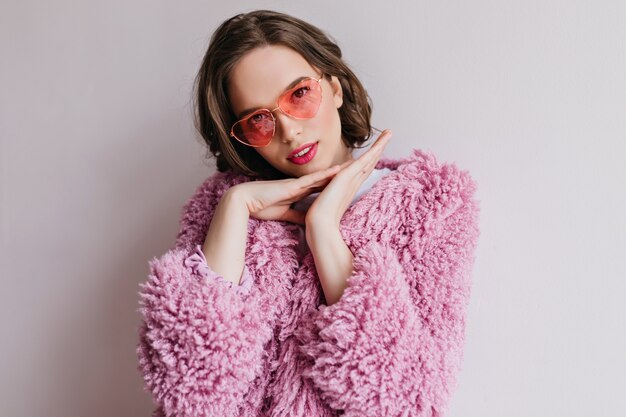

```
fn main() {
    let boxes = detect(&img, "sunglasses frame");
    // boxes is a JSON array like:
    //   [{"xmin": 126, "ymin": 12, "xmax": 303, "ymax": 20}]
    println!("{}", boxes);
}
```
[{"xmin": 229, "ymin": 73, "xmax": 324, "ymax": 148}]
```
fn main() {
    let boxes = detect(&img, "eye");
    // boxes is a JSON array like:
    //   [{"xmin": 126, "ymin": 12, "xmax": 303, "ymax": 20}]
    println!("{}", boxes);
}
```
[
  {"xmin": 292, "ymin": 85, "xmax": 311, "ymax": 99},
  {"xmin": 247, "ymin": 111, "xmax": 271, "ymax": 123}
]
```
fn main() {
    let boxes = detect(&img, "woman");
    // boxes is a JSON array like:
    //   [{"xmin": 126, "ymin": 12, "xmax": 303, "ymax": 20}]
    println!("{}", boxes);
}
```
[{"xmin": 137, "ymin": 9, "xmax": 480, "ymax": 417}]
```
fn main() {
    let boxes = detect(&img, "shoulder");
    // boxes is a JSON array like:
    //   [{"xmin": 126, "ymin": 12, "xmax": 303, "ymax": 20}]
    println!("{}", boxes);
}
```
[{"xmin": 380, "ymin": 148, "xmax": 480, "ymax": 225}]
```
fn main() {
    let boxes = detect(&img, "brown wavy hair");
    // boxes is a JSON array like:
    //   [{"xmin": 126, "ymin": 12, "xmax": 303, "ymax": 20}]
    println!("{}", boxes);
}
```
[{"xmin": 192, "ymin": 9, "xmax": 378, "ymax": 180}]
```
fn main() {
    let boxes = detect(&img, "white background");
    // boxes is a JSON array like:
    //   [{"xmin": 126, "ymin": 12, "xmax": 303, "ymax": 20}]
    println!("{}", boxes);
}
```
[{"xmin": 1, "ymin": 1, "xmax": 625, "ymax": 416}]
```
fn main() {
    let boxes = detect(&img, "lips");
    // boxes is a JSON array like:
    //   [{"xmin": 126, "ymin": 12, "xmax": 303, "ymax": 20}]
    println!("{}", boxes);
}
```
[
  {"xmin": 287, "ymin": 142, "xmax": 318, "ymax": 165},
  {"xmin": 287, "ymin": 142, "xmax": 318, "ymax": 159}
]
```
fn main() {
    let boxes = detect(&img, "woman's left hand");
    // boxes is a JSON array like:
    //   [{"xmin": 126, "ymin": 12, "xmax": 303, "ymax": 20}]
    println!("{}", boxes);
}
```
[{"xmin": 304, "ymin": 129, "xmax": 392, "ymax": 230}]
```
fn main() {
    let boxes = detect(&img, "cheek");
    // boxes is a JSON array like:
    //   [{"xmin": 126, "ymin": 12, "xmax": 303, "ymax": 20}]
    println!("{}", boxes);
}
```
[
  {"xmin": 256, "ymin": 146, "xmax": 279, "ymax": 164},
  {"xmin": 314, "ymin": 96, "xmax": 341, "ymax": 134}
]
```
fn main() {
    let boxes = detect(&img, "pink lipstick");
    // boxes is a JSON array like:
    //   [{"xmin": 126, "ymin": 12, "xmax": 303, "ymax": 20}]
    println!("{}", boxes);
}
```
[{"xmin": 287, "ymin": 141, "xmax": 318, "ymax": 165}]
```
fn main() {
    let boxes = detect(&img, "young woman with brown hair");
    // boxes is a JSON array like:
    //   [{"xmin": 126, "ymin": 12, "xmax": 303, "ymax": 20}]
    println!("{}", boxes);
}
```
[{"xmin": 137, "ymin": 9, "xmax": 480, "ymax": 417}]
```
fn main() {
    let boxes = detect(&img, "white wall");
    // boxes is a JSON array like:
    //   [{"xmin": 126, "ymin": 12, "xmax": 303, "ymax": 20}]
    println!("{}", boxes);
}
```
[{"xmin": 1, "ymin": 1, "xmax": 624, "ymax": 416}]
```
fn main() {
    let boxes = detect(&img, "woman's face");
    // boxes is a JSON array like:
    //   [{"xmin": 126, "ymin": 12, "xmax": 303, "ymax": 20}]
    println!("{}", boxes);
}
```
[{"xmin": 227, "ymin": 44, "xmax": 354, "ymax": 178}]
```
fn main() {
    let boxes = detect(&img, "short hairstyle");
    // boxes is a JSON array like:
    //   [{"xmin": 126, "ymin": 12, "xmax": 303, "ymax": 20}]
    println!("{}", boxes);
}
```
[{"xmin": 192, "ymin": 9, "xmax": 377, "ymax": 180}]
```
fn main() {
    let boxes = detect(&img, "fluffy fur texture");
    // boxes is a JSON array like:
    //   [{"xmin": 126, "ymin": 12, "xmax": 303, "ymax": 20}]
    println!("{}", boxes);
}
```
[{"xmin": 136, "ymin": 148, "xmax": 481, "ymax": 417}]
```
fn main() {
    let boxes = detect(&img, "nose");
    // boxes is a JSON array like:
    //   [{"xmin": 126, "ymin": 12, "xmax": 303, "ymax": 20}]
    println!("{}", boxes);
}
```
[{"xmin": 274, "ymin": 110, "xmax": 302, "ymax": 144}]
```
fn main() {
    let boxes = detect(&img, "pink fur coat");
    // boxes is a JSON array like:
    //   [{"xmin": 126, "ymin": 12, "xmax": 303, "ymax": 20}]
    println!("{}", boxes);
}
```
[{"xmin": 136, "ymin": 148, "xmax": 481, "ymax": 417}]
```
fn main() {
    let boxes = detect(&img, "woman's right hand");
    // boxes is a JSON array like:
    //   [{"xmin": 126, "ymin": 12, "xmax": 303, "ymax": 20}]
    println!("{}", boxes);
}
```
[{"xmin": 228, "ymin": 165, "xmax": 342, "ymax": 225}]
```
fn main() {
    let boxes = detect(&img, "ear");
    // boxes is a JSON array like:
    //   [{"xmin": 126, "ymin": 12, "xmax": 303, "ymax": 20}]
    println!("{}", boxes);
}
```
[{"xmin": 329, "ymin": 75, "xmax": 343, "ymax": 108}]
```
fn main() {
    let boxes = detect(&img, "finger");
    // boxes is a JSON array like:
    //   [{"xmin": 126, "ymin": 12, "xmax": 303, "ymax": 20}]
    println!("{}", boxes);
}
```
[
  {"xmin": 287, "ymin": 170, "xmax": 334, "ymax": 198},
  {"xmin": 302, "ymin": 173, "xmax": 336, "ymax": 190},
  {"xmin": 345, "ymin": 140, "xmax": 389, "ymax": 179},
  {"xmin": 375, "ymin": 129, "xmax": 393, "ymax": 145},
  {"xmin": 370, "ymin": 129, "xmax": 393, "ymax": 154},
  {"xmin": 360, "ymin": 130, "xmax": 392, "ymax": 163},
  {"xmin": 360, "ymin": 129, "xmax": 392, "ymax": 166},
  {"xmin": 297, "ymin": 164, "xmax": 341, "ymax": 188},
  {"xmin": 288, "ymin": 176, "xmax": 334, "ymax": 202},
  {"xmin": 339, "ymin": 158, "xmax": 355, "ymax": 169}
]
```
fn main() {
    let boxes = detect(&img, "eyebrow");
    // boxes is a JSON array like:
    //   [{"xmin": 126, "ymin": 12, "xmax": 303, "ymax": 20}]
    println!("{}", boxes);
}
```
[{"xmin": 236, "ymin": 76, "xmax": 311, "ymax": 119}]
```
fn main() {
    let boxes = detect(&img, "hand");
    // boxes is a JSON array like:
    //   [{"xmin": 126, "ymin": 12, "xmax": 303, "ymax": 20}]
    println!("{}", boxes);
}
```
[
  {"xmin": 304, "ymin": 129, "xmax": 393, "ymax": 229},
  {"xmin": 229, "ymin": 164, "xmax": 342, "ymax": 225}
]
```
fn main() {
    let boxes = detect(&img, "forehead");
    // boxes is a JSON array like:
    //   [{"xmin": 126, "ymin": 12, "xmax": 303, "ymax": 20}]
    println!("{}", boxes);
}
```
[{"xmin": 227, "ymin": 45, "xmax": 317, "ymax": 114}]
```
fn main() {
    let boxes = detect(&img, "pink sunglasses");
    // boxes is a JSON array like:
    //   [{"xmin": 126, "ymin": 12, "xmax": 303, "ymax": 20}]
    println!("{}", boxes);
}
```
[{"xmin": 230, "ymin": 74, "xmax": 324, "ymax": 147}]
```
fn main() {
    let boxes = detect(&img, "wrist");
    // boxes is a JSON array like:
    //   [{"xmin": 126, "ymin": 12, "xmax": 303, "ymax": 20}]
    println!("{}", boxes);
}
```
[
  {"xmin": 221, "ymin": 186, "xmax": 250, "ymax": 216},
  {"xmin": 305, "ymin": 220, "xmax": 340, "ymax": 245},
  {"xmin": 202, "ymin": 188, "xmax": 249, "ymax": 253}
]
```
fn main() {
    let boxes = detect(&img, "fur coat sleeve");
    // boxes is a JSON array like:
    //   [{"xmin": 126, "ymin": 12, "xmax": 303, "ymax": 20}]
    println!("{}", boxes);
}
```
[
  {"xmin": 135, "ymin": 172, "xmax": 273, "ymax": 417},
  {"xmin": 292, "ymin": 151, "xmax": 481, "ymax": 417}
]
